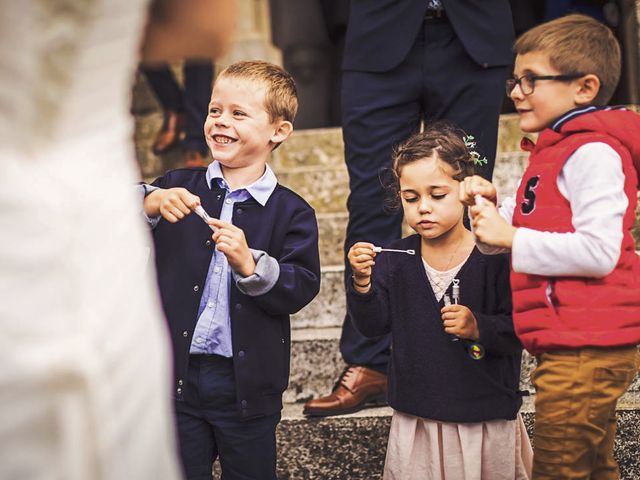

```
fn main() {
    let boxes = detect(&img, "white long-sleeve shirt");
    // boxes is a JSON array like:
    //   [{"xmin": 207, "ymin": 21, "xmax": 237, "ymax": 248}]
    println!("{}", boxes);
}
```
[{"xmin": 476, "ymin": 142, "xmax": 628, "ymax": 278}]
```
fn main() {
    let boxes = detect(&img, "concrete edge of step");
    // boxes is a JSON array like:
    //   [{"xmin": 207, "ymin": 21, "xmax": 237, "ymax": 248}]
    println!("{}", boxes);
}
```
[
  {"xmin": 281, "ymin": 392, "xmax": 640, "ymax": 422},
  {"xmin": 291, "ymin": 326, "xmax": 341, "ymax": 341}
]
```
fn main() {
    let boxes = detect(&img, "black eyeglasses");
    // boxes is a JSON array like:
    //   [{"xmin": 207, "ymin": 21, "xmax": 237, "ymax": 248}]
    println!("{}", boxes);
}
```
[{"xmin": 505, "ymin": 73, "xmax": 584, "ymax": 96}]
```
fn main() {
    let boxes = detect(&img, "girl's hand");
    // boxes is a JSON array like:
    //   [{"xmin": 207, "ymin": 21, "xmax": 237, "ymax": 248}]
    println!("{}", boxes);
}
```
[
  {"xmin": 459, "ymin": 175, "xmax": 497, "ymax": 207},
  {"xmin": 208, "ymin": 218, "xmax": 255, "ymax": 277},
  {"xmin": 348, "ymin": 242, "xmax": 377, "ymax": 290},
  {"xmin": 145, "ymin": 187, "xmax": 201, "ymax": 222},
  {"xmin": 470, "ymin": 203, "xmax": 517, "ymax": 249},
  {"xmin": 440, "ymin": 304, "xmax": 480, "ymax": 341}
]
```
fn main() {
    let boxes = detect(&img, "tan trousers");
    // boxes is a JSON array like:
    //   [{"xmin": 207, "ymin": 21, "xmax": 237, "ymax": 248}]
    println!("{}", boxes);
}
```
[{"xmin": 531, "ymin": 346, "xmax": 640, "ymax": 480}]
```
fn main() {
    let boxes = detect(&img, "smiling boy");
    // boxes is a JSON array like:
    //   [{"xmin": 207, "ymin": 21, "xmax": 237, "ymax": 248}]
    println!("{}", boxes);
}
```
[
  {"xmin": 460, "ymin": 14, "xmax": 640, "ymax": 479},
  {"xmin": 142, "ymin": 61, "xmax": 320, "ymax": 479}
]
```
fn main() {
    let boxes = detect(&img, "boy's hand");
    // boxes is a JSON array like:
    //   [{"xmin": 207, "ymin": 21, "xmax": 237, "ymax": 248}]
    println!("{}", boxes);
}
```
[
  {"xmin": 470, "ymin": 203, "xmax": 517, "ymax": 249},
  {"xmin": 145, "ymin": 187, "xmax": 201, "ymax": 223},
  {"xmin": 348, "ymin": 242, "xmax": 377, "ymax": 292},
  {"xmin": 440, "ymin": 304, "xmax": 480, "ymax": 341},
  {"xmin": 459, "ymin": 175, "xmax": 498, "ymax": 207},
  {"xmin": 208, "ymin": 218, "xmax": 255, "ymax": 277}
]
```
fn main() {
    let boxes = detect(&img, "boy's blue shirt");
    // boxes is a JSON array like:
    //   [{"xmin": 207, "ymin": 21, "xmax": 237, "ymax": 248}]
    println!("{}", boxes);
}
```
[
  {"xmin": 190, "ymin": 161, "xmax": 277, "ymax": 357},
  {"xmin": 148, "ymin": 164, "xmax": 321, "ymax": 419}
]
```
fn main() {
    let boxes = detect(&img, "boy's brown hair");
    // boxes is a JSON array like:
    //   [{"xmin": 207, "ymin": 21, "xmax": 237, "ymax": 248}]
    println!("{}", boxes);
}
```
[
  {"xmin": 218, "ymin": 60, "xmax": 298, "ymax": 123},
  {"xmin": 514, "ymin": 14, "xmax": 620, "ymax": 105}
]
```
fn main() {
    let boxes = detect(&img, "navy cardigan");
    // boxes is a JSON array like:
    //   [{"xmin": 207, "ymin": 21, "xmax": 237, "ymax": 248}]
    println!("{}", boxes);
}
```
[
  {"xmin": 150, "ymin": 167, "xmax": 321, "ymax": 419},
  {"xmin": 348, "ymin": 234, "xmax": 523, "ymax": 423}
]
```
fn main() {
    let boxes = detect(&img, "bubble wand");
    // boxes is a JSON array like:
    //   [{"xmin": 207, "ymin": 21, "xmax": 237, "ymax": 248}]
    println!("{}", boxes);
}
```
[
  {"xmin": 446, "ymin": 278, "xmax": 486, "ymax": 360},
  {"xmin": 372, "ymin": 246, "xmax": 415, "ymax": 255},
  {"xmin": 192, "ymin": 205, "xmax": 217, "ymax": 232}
]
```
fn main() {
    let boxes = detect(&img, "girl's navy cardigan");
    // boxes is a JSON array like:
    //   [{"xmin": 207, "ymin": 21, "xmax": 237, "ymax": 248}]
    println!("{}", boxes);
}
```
[{"xmin": 347, "ymin": 234, "xmax": 523, "ymax": 423}]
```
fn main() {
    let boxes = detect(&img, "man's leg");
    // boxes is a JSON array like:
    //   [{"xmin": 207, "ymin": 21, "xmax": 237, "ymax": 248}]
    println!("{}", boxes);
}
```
[
  {"xmin": 303, "ymin": 37, "xmax": 423, "ymax": 416},
  {"xmin": 140, "ymin": 64, "xmax": 185, "ymax": 155},
  {"xmin": 182, "ymin": 60, "xmax": 214, "ymax": 166},
  {"xmin": 531, "ymin": 347, "xmax": 639, "ymax": 479},
  {"xmin": 340, "ymin": 63, "xmax": 423, "ymax": 370},
  {"xmin": 420, "ymin": 16, "xmax": 508, "ymax": 180}
]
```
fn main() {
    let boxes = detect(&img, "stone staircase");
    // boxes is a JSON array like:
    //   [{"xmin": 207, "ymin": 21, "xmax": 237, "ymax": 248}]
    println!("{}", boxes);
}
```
[
  {"xmin": 133, "ymin": 77, "xmax": 640, "ymax": 478},
  {"xmin": 269, "ymin": 124, "xmax": 640, "ymax": 480}
]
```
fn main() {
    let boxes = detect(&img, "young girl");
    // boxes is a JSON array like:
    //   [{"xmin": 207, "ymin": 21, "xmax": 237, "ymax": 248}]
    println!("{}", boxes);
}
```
[{"xmin": 347, "ymin": 123, "xmax": 533, "ymax": 479}]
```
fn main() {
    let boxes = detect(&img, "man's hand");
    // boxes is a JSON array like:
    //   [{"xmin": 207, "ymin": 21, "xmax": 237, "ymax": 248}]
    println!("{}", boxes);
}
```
[
  {"xmin": 440, "ymin": 304, "xmax": 480, "ymax": 340},
  {"xmin": 470, "ymin": 202, "xmax": 517, "ymax": 249},
  {"xmin": 144, "ymin": 187, "xmax": 201, "ymax": 222},
  {"xmin": 347, "ymin": 242, "xmax": 377, "ymax": 292},
  {"xmin": 208, "ymin": 218, "xmax": 255, "ymax": 277},
  {"xmin": 459, "ymin": 175, "xmax": 498, "ymax": 207}
]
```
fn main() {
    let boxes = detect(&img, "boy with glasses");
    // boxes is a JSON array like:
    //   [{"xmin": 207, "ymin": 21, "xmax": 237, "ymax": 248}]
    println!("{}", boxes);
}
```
[{"xmin": 460, "ymin": 14, "xmax": 640, "ymax": 479}]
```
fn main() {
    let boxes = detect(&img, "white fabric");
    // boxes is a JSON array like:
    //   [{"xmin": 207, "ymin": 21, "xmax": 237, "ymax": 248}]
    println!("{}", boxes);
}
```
[
  {"xmin": 475, "ymin": 143, "xmax": 626, "ymax": 277},
  {"xmin": 383, "ymin": 410, "xmax": 533, "ymax": 480},
  {"xmin": 422, "ymin": 256, "xmax": 469, "ymax": 302},
  {"xmin": 0, "ymin": 1, "xmax": 181, "ymax": 479}
]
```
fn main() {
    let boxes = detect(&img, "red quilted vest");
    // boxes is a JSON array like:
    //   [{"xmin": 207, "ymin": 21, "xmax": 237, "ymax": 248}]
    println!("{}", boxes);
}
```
[{"xmin": 511, "ymin": 109, "xmax": 640, "ymax": 354}]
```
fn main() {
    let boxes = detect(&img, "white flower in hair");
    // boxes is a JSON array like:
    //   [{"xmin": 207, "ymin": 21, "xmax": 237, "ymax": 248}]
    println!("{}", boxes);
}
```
[{"xmin": 463, "ymin": 135, "xmax": 488, "ymax": 166}]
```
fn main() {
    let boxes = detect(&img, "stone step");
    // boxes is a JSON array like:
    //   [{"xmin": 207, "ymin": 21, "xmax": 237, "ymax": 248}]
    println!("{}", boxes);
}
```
[
  {"xmin": 273, "ymin": 150, "xmax": 529, "ymax": 215},
  {"xmin": 270, "ymin": 115, "xmax": 532, "ymax": 171},
  {"xmin": 136, "ymin": 115, "xmax": 530, "ymax": 213},
  {"xmin": 316, "ymin": 213, "xmax": 348, "ymax": 267},
  {"xmin": 271, "ymin": 394, "xmax": 640, "ymax": 480},
  {"xmin": 291, "ymin": 267, "xmax": 345, "ymax": 330},
  {"xmin": 268, "ymin": 116, "xmax": 531, "ymax": 218},
  {"xmin": 288, "ymin": 326, "xmax": 521, "ymax": 404},
  {"xmin": 286, "ymin": 326, "xmax": 640, "ymax": 405}
]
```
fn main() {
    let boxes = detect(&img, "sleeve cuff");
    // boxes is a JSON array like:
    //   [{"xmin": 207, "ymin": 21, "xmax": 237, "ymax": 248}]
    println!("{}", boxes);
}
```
[
  {"xmin": 142, "ymin": 184, "xmax": 159, "ymax": 197},
  {"xmin": 232, "ymin": 249, "xmax": 280, "ymax": 296},
  {"xmin": 139, "ymin": 184, "xmax": 161, "ymax": 228}
]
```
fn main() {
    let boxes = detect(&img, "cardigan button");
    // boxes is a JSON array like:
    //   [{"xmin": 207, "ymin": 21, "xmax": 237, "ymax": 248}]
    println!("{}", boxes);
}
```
[
  {"xmin": 205, "ymin": 239, "xmax": 212, "ymax": 246},
  {"xmin": 178, "ymin": 379, "xmax": 183, "ymax": 386},
  {"xmin": 236, "ymin": 208, "xmax": 243, "ymax": 214},
  {"xmin": 241, "ymin": 400, "xmax": 248, "ymax": 408},
  {"xmin": 238, "ymin": 350, "xmax": 245, "ymax": 358},
  {"xmin": 182, "ymin": 330, "xmax": 188, "ymax": 337},
  {"xmin": 193, "ymin": 285, "xmax": 199, "ymax": 292},
  {"xmin": 235, "ymin": 303, "xmax": 242, "ymax": 310},
  {"xmin": 176, "ymin": 387, "xmax": 182, "ymax": 395}
]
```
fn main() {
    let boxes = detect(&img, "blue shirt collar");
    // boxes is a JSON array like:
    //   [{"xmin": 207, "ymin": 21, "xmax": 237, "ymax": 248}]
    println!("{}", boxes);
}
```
[{"xmin": 205, "ymin": 160, "xmax": 277, "ymax": 206}]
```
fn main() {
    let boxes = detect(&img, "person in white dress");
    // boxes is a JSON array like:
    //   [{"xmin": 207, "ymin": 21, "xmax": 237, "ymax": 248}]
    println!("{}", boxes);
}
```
[{"xmin": 0, "ymin": 1, "xmax": 233, "ymax": 478}]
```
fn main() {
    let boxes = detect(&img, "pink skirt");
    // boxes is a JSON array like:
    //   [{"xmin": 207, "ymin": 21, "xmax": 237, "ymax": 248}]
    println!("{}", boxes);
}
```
[{"xmin": 383, "ymin": 410, "xmax": 533, "ymax": 480}]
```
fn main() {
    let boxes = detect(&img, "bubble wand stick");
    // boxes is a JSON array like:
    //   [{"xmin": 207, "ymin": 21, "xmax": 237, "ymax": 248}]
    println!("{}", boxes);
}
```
[{"xmin": 192, "ymin": 205, "xmax": 217, "ymax": 232}]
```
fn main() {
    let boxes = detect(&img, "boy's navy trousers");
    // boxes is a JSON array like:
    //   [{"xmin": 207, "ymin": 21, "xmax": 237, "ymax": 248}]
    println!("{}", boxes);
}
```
[{"xmin": 175, "ymin": 354, "xmax": 280, "ymax": 480}]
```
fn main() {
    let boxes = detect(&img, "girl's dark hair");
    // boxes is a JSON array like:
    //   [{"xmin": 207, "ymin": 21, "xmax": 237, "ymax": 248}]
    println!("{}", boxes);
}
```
[{"xmin": 383, "ymin": 121, "xmax": 477, "ymax": 211}]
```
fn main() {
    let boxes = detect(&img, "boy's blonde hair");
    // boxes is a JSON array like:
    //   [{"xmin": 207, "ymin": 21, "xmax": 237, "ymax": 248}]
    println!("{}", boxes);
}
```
[
  {"xmin": 218, "ymin": 60, "xmax": 298, "ymax": 123},
  {"xmin": 514, "ymin": 14, "xmax": 620, "ymax": 105}
]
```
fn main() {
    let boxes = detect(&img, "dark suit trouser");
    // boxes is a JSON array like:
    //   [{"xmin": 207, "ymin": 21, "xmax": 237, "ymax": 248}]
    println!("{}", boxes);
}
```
[
  {"xmin": 140, "ymin": 60, "xmax": 214, "ymax": 154},
  {"xmin": 340, "ymin": 16, "xmax": 510, "ymax": 370},
  {"xmin": 175, "ymin": 355, "xmax": 280, "ymax": 480}
]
